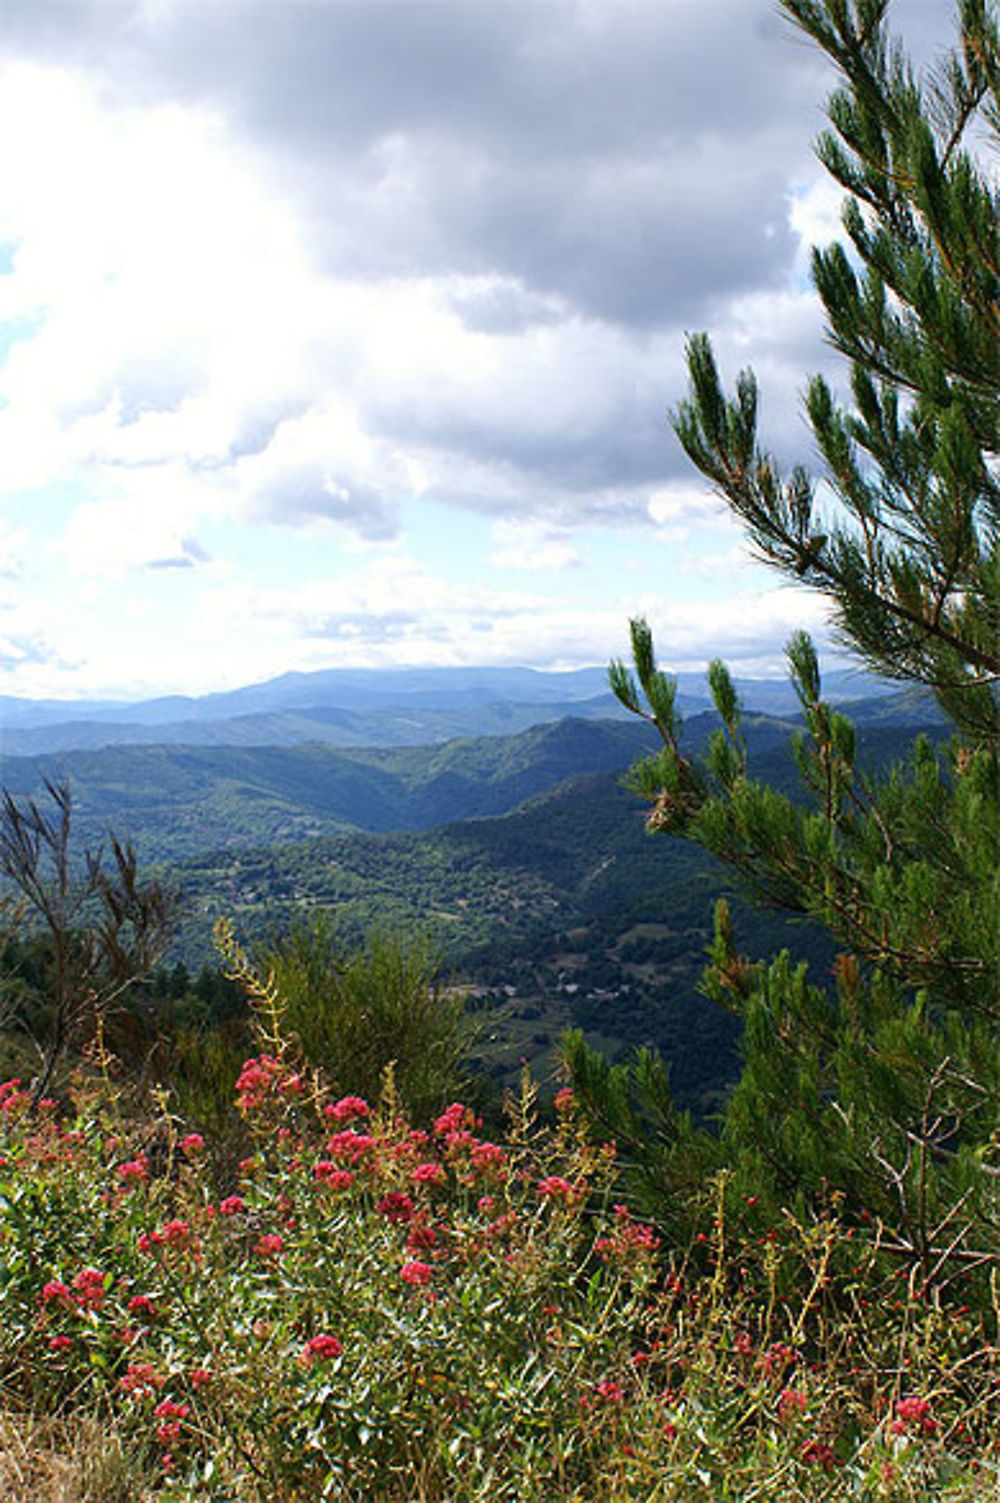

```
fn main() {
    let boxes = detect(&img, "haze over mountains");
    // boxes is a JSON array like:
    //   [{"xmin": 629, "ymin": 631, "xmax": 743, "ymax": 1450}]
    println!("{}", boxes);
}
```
[{"xmin": 0, "ymin": 661, "xmax": 909, "ymax": 758}]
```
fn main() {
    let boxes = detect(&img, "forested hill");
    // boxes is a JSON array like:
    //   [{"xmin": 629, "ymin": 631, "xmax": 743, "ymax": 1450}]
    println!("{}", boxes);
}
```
[
  {"xmin": 157, "ymin": 712, "xmax": 942, "ymax": 1112},
  {"xmin": 0, "ymin": 711, "xmax": 802, "ymax": 861}
]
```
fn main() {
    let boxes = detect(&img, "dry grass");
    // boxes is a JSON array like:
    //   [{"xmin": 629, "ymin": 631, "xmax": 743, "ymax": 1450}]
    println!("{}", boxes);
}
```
[{"xmin": 0, "ymin": 1406, "xmax": 154, "ymax": 1503}]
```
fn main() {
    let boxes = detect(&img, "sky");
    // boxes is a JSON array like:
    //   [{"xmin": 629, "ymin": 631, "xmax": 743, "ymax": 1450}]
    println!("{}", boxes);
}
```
[{"xmin": 0, "ymin": 0, "xmax": 950, "ymax": 701}]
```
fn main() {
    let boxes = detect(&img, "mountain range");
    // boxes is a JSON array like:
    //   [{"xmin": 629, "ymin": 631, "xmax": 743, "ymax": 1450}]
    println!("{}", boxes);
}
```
[{"xmin": 0, "ymin": 661, "xmax": 916, "ymax": 758}]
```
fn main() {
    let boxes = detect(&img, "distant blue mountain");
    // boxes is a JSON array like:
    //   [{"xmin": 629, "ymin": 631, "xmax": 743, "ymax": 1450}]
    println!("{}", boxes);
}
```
[{"xmin": 0, "ymin": 661, "xmax": 901, "ymax": 757}]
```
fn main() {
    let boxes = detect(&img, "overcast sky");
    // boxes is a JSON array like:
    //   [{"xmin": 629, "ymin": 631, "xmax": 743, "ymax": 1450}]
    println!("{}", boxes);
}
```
[{"xmin": 0, "ymin": 0, "xmax": 950, "ymax": 700}]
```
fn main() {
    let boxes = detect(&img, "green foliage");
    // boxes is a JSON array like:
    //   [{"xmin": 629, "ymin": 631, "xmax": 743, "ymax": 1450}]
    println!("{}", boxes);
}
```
[
  {"xmin": 672, "ymin": 0, "xmax": 1000, "ymax": 734},
  {"xmin": 579, "ymin": 0, "xmax": 1000, "ymax": 1301},
  {"xmin": 0, "ymin": 780, "xmax": 177, "ymax": 1104},
  {"xmin": 247, "ymin": 913, "xmax": 470, "ymax": 1124},
  {"xmin": 1, "ymin": 1039, "xmax": 996, "ymax": 1500}
]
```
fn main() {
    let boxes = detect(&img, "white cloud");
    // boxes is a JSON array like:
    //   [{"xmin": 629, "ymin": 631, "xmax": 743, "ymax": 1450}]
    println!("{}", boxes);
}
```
[
  {"xmin": 0, "ymin": 518, "xmax": 26, "ymax": 578},
  {"xmin": 489, "ymin": 519, "xmax": 580, "ymax": 572}
]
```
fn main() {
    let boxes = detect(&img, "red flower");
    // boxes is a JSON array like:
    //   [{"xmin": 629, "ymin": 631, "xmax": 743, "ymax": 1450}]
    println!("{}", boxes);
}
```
[
  {"xmin": 433, "ymin": 1102, "xmax": 471, "ymax": 1136},
  {"xmin": 893, "ymin": 1396, "xmax": 937, "ymax": 1436},
  {"xmin": 537, "ymin": 1175, "xmax": 577, "ymax": 1201},
  {"xmin": 377, "ymin": 1192, "xmax": 415, "ymax": 1223},
  {"xmin": 595, "ymin": 1379, "xmax": 624, "ymax": 1402},
  {"xmin": 300, "ymin": 1333, "xmax": 343, "ymax": 1365},
  {"xmin": 325, "ymin": 1095, "xmax": 370, "ymax": 1122},
  {"xmin": 153, "ymin": 1399, "xmax": 190, "ymax": 1421},
  {"xmin": 255, "ymin": 1233, "xmax": 285, "ymax": 1258},
  {"xmin": 71, "ymin": 1267, "xmax": 107, "ymax": 1309},
  {"xmin": 314, "ymin": 1161, "xmax": 355, "ymax": 1189},
  {"xmin": 47, "ymin": 1335, "xmax": 74, "ymax": 1352},
  {"xmin": 801, "ymin": 1439, "xmax": 835, "ymax": 1469},
  {"xmin": 760, "ymin": 1342, "xmax": 798, "ymax": 1377},
  {"xmin": 406, "ymin": 1220, "xmax": 437, "ymax": 1252},
  {"xmin": 219, "ymin": 1195, "xmax": 246, "ymax": 1216},
  {"xmin": 118, "ymin": 1156, "xmax": 150, "ymax": 1186},
  {"xmin": 324, "ymin": 1130, "xmax": 376, "ymax": 1161},
  {"xmin": 41, "ymin": 1280, "xmax": 73, "ymax": 1307},
  {"xmin": 119, "ymin": 1363, "xmax": 165, "ymax": 1398},
  {"xmin": 554, "ymin": 1087, "xmax": 575, "ymax": 1113},
  {"xmin": 400, "ymin": 1260, "xmax": 432, "ymax": 1287},
  {"xmin": 469, "ymin": 1142, "xmax": 506, "ymax": 1173},
  {"xmin": 179, "ymin": 1133, "xmax": 205, "ymax": 1154},
  {"xmin": 778, "ymin": 1388, "xmax": 808, "ymax": 1421},
  {"xmin": 411, "ymin": 1161, "xmax": 444, "ymax": 1185},
  {"xmin": 127, "ymin": 1294, "xmax": 159, "ymax": 1319}
]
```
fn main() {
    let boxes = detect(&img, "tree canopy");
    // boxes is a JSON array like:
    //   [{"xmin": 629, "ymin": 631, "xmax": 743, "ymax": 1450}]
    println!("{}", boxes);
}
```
[{"xmin": 569, "ymin": 0, "xmax": 1000, "ymax": 1298}]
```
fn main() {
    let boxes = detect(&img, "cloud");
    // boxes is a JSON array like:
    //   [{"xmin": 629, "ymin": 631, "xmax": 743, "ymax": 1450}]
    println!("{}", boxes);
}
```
[
  {"xmin": 0, "ymin": 519, "xmax": 26, "ymax": 578},
  {"xmin": 490, "ymin": 519, "xmax": 581, "ymax": 572},
  {"xmin": 0, "ymin": 0, "xmax": 953, "ymax": 696},
  {"xmin": 56, "ymin": 477, "xmax": 214, "ymax": 577}
]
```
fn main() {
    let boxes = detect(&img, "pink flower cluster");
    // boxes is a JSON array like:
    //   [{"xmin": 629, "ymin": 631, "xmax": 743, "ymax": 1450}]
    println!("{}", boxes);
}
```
[
  {"xmin": 137, "ymin": 1219, "xmax": 200, "ymax": 1257},
  {"xmin": 594, "ymin": 1204, "xmax": 660, "ymax": 1265},
  {"xmin": 315, "ymin": 1161, "xmax": 355, "ymax": 1189},
  {"xmin": 0, "ymin": 1079, "xmax": 27, "ymax": 1117},
  {"xmin": 536, "ymin": 1175, "xmax": 580, "ymax": 1203},
  {"xmin": 324, "ymin": 1130, "xmax": 376, "ymax": 1162},
  {"xmin": 235, "ymin": 1054, "xmax": 304, "ymax": 1113},
  {"xmin": 324, "ymin": 1096, "xmax": 370, "ymax": 1122},
  {"xmin": 890, "ymin": 1395, "xmax": 937, "ymax": 1437},
  {"xmin": 400, "ymin": 1260, "xmax": 432, "ymax": 1287},
  {"xmin": 300, "ymin": 1333, "xmax": 343, "ymax": 1365}
]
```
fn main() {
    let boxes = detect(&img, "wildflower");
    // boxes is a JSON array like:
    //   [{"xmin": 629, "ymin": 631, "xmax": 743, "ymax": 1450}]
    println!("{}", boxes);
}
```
[
  {"xmin": 469, "ymin": 1141, "xmax": 506, "ymax": 1173},
  {"xmin": 40, "ymin": 1280, "xmax": 74, "ymax": 1308},
  {"xmin": 760, "ymin": 1342, "xmax": 798, "ymax": 1377},
  {"xmin": 554, "ymin": 1086, "xmax": 575, "ymax": 1113},
  {"xmin": 189, "ymin": 1369, "xmax": 212, "ymax": 1390},
  {"xmin": 734, "ymin": 1330, "xmax": 754, "ymax": 1357},
  {"xmin": 595, "ymin": 1379, "xmax": 624, "ymax": 1402},
  {"xmin": 119, "ymin": 1363, "xmax": 165, "ymax": 1398},
  {"xmin": 663, "ymin": 1421, "xmax": 679, "ymax": 1441},
  {"xmin": 154, "ymin": 1398, "xmax": 191, "ymax": 1441},
  {"xmin": 255, "ymin": 1233, "xmax": 285, "ymax": 1258},
  {"xmin": 71, "ymin": 1268, "xmax": 107, "ymax": 1309},
  {"xmin": 179, "ymin": 1133, "xmax": 204, "ymax": 1155},
  {"xmin": 400, "ymin": 1260, "xmax": 432, "ymax": 1287},
  {"xmin": 47, "ymin": 1335, "xmax": 74, "ymax": 1352},
  {"xmin": 0, "ymin": 1080, "xmax": 27, "ymax": 1116},
  {"xmin": 138, "ymin": 1219, "xmax": 198, "ymax": 1257},
  {"xmin": 406, "ymin": 1220, "xmax": 437, "ymax": 1252},
  {"xmin": 314, "ymin": 1161, "xmax": 355, "ymax": 1189},
  {"xmin": 118, "ymin": 1156, "xmax": 149, "ymax": 1186},
  {"xmin": 219, "ymin": 1195, "xmax": 246, "ymax": 1216},
  {"xmin": 377, "ymin": 1192, "xmax": 416, "ymax": 1223},
  {"xmin": 537, "ymin": 1175, "xmax": 578, "ymax": 1202},
  {"xmin": 325, "ymin": 1130, "xmax": 376, "ymax": 1161},
  {"xmin": 235, "ymin": 1053, "xmax": 285, "ymax": 1112},
  {"xmin": 434, "ymin": 1102, "xmax": 471, "ymax": 1136},
  {"xmin": 300, "ymin": 1333, "xmax": 343, "ymax": 1365},
  {"xmin": 412, "ymin": 1161, "xmax": 445, "ymax": 1185},
  {"xmin": 127, "ymin": 1294, "xmax": 159, "ymax": 1320},
  {"xmin": 326, "ymin": 1095, "xmax": 370, "ymax": 1122},
  {"xmin": 801, "ymin": 1439, "xmax": 835, "ymax": 1469},
  {"xmin": 778, "ymin": 1388, "xmax": 808, "ymax": 1421},
  {"xmin": 892, "ymin": 1396, "xmax": 937, "ymax": 1437},
  {"xmin": 154, "ymin": 1399, "xmax": 190, "ymax": 1421}
]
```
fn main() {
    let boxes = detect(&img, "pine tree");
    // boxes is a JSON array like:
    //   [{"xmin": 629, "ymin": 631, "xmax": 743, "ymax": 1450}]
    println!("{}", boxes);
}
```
[{"xmin": 570, "ymin": 0, "xmax": 1000, "ymax": 1296}]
